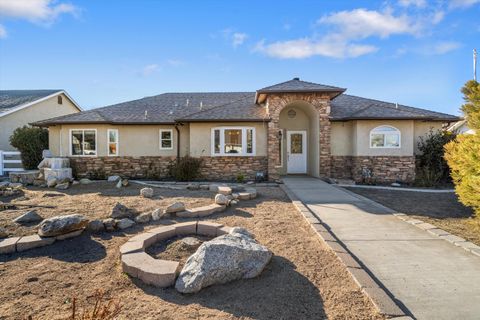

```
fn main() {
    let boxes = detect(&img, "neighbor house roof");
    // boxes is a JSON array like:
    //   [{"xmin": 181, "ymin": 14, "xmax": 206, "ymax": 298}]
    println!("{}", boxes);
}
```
[
  {"xmin": 33, "ymin": 79, "xmax": 459, "ymax": 126},
  {"xmin": 0, "ymin": 89, "xmax": 82, "ymax": 118}
]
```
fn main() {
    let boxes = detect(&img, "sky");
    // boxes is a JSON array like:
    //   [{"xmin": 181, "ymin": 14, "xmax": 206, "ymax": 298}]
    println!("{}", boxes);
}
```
[{"xmin": 0, "ymin": 0, "xmax": 479, "ymax": 116}]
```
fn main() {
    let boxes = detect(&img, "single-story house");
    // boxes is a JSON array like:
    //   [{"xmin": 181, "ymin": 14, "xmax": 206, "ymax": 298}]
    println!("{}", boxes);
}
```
[
  {"xmin": 448, "ymin": 119, "xmax": 475, "ymax": 135},
  {"xmin": 0, "ymin": 90, "xmax": 82, "ymax": 151},
  {"xmin": 34, "ymin": 78, "xmax": 460, "ymax": 183}
]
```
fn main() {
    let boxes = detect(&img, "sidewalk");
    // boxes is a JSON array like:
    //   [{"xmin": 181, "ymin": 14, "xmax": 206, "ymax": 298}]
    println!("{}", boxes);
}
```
[{"xmin": 283, "ymin": 176, "xmax": 480, "ymax": 320}]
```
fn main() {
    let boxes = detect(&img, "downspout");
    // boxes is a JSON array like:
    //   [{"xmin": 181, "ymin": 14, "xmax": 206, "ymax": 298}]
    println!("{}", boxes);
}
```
[{"xmin": 175, "ymin": 123, "xmax": 182, "ymax": 161}]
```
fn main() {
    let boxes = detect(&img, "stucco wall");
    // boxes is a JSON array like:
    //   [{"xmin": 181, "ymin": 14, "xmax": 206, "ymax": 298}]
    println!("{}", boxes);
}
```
[
  {"xmin": 188, "ymin": 122, "xmax": 268, "ymax": 157},
  {"xmin": 331, "ymin": 121, "xmax": 354, "ymax": 156},
  {"xmin": 49, "ymin": 124, "xmax": 189, "ymax": 157},
  {"xmin": 0, "ymin": 93, "xmax": 79, "ymax": 151}
]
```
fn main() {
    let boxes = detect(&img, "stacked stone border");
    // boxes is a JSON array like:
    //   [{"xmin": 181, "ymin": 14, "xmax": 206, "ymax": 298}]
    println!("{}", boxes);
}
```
[
  {"xmin": 340, "ymin": 186, "xmax": 480, "ymax": 258},
  {"xmin": 279, "ymin": 184, "xmax": 410, "ymax": 319},
  {"xmin": 120, "ymin": 221, "xmax": 231, "ymax": 288}
]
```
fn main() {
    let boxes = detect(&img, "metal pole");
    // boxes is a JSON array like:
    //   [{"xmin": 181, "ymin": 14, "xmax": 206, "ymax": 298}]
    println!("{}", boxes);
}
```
[{"xmin": 474, "ymin": 48, "xmax": 477, "ymax": 81}]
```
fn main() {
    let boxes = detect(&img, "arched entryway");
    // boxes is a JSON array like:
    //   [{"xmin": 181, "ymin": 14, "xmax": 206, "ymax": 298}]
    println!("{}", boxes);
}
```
[{"xmin": 278, "ymin": 100, "xmax": 320, "ymax": 177}]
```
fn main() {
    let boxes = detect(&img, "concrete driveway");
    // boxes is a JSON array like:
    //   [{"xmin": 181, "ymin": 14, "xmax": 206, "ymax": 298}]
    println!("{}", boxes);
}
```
[{"xmin": 283, "ymin": 176, "xmax": 480, "ymax": 320}]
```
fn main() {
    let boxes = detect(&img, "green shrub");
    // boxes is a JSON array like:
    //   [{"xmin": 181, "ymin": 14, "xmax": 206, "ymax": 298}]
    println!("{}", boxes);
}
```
[
  {"xmin": 168, "ymin": 156, "xmax": 203, "ymax": 181},
  {"xmin": 9, "ymin": 126, "xmax": 49, "ymax": 170},
  {"xmin": 415, "ymin": 129, "xmax": 456, "ymax": 186},
  {"xmin": 445, "ymin": 80, "xmax": 480, "ymax": 215},
  {"xmin": 236, "ymin": 173, "xmax": 245, "ymax": 183}
]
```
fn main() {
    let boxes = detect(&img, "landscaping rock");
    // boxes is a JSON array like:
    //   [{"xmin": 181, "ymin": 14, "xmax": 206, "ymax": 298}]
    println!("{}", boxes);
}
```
[
  {"xmin": 200, "ymin": 184, "xmax": 210, "ymax": 190},
  {"xmin": 140, "ymin": 187, "xmax": 154, "ymax": 198},
  {"xmin": 209, "ymin": 185, "xmax": 220, "ymax": 192},
  {"xmin": 56, "ymin": 229, "xmax": 83, "ymax": 240},
  {"xmin": 117, "ymin": 218, "xmax": 135, "ymax": 230},
  {"xmin": 17, "ymin": 235, "xmax": 55, "ymax": 252},
  {"xmin": 38, "ymin": 214, "xmax": 89, "ymax": 237},
  {"xmin": 103, "ymin": 218, "xmax": 116, "ymax": 231},
  {"xmin": 217, "ymin": 186, "xmax": 232, "ymax": 195},
  {"xmin": 181, "ymin": 237, "xmax": 201, "ymax": 247},
  {"xmin": 55, "ymin": 182, "xmax": 69, "ymax": 190},
  {"xmin": 152, "ymin": 208, "xmax": 167, "ymax": 220},
  {"xmin": 9, "ymin": 182, "xmax": 23, "ymax": 189},
  {"xmin": 391, "ymin": 182, "xmax": 401, "ymax": 187},
  {"xmin": 187, "ymin": 184, "xmax": 200, "ymax": 190},
  {"xmin": 110, "ymin": 202, "xmax": 132, "ymax": 219},
  {"xmin": 232, "ymin": 193, "xmax": 240, "ymax": 200},
  {"xmin": 122, "ymin": 179, "xmax": 129, "ymax": 187},
  {"xmin": 166, "ymin": 202, "xmax": 185, "ymax": 214},
  {"xmin": 116, "ymin": 179, "xmax": 122, "ymax": 188},
  {"xmin": 214, "ymin": 194, "xmax": 229, "ymax": 205},
  {"xmin": 13, "ymin": 210, "xmax": 43, "ymax": 224},
  {"xmin": 79, "ymin": 178, "xmax": 92, "ymax": 185},
  {"xmin": 72, "ymin": 180, "xmax": 80, "ymax": 185},
  {"xmin": 175, "ymin": 229, "xmax": 272, "ymax": 293},
  {"xmin": 87, "ymin": 219, "xmax": 105, "ymax": 233},
  {"xmin": 0, "ymin": 227, "xmax": 7, "ymax": 238},
  {"xmin": 46, "ymin": 177, "xmax": 57, "ymax": 188},
  {"xmin": 135, "ymin": 212, "xmax": 151, "ymax": 223},
  {"xmin": 108, "ymin": 175, "xmax": 121, "ymax": 182},
  {"xmin": 230, "ymin": 200, "xmax": 238, "ymax": 206}
]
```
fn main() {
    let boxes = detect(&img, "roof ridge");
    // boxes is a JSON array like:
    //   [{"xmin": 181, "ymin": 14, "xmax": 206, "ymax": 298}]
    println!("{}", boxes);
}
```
[{"xmin": 176, "ymin": 94, "xmax": 254, "ymax": 120}]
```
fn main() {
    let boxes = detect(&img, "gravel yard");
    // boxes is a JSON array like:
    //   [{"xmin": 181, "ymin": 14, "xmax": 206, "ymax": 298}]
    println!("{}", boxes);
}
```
[{"xmin": 0, "ymin": 183, "xmax": 382, "ymax": 320}]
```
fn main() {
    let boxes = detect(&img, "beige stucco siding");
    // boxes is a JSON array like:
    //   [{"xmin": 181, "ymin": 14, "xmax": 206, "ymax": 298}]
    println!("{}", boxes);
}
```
[
  {"xmin": 413, "ymin": 121, "xmax": 444, "ymax": 154},
  {"xmin": 331, "ymin": 121, "xmax": 354, "ymax": 156},
  {"xmin": 49, "ymin": 124, "xmax": 189, "ymax": 157},
  {"xmin": 188, "ymin": 122, "xmax": 268, "ymax": 157},
  {"xmin": 0, "ymin": 93, "xmax": 79, "ymax": 151}
]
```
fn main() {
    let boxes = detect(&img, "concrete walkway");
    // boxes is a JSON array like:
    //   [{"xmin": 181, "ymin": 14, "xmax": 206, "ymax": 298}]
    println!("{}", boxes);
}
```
[{"xmin": 283, "ymin": 176, "xmax": 480, "ymax": 320}]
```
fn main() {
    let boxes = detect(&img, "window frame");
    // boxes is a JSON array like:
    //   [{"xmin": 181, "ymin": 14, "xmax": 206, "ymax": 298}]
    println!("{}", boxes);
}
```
[
  {"xmin": 211, "ymin": 127, "xmax": 256, "ymax": 156},
  {"xmin": 107, "ymin": 129, "xmax": 119, "ymax": 156},
  {"xmin": 69, "ymin": 129, "xmax": 98, "ymax": 157},
  {"xmin": 159, "ymin": 129, "xmax": 174, "ymax": 150},
  {"xmin": 369, "ymin": 125, "xmax": 401, "ymax": 149}
]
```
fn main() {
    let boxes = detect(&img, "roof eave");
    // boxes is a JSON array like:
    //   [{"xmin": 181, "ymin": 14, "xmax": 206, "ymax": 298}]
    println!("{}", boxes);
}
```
[
  {"xmin": 32, "ymin": 120, "xmax": 177, "ymax": 127},
  {"xmin": 255, "ymin": 88, "xmax": 346, "ymax": 103},
  {"xmin": 176, "ymin": 118, "xmax": 271, "ymax": 123},
  {"xmin": 330, "ymin": 116, "xmax": 461, "ymax": 122}
]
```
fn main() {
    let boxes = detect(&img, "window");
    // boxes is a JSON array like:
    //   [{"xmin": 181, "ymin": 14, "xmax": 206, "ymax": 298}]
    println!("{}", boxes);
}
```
[
  {"xmin": 160, "ymin": 129, "xmax": 173, "ymax": 150},
  {"xmin": 70, "ymin": 129, "xmax": 97, "ymax": 156},
  {"xmin": 57, "ymin": 95, "xmax": 63, "ymax": 104},
  {"xmin": 370, "ymin": 126, "xmax": 401, "ymax": 148},
  {"xmin": 211, "ymin": 127, "xmax": 255, "ymax": 156},
  {"xmin": 108, "ymin": 129, "xmax": 118, "ymax": 156}
]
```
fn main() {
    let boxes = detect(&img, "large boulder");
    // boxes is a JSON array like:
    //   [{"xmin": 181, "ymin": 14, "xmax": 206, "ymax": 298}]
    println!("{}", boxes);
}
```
[
  {"xmin": 175, "ymin": 228, "xmax": 272, "ymax": 293},
  {"xmin": 116, "ymin": 218, "xmax": 135, "ymax": 230},
  {"xmin": 214, "ymin": 194, "xmax": 229, "ymax": 205},
  {"xmin": 140, "ymin": 187, "xmax": 154, "ymax": 198},
  {"xmin": 165, "ymin": 202, "xmax": 185, "ymax": 214},
  {"xmin": 110, "ymin": 202, "xmax": 132, "ymax": 219},
  {"xmin": 13, "ymin": 210, "xmax": 43, "ymax": 224},
  {"xmin": 38, "ymin": 214, "xmax": 88, "ymax": 237}
]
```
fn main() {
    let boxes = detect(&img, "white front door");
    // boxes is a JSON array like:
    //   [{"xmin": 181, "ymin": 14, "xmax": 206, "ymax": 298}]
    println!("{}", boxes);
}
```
[{"xmin": 287, "ymin": 130, "xmax": 307, "ymax": 174}]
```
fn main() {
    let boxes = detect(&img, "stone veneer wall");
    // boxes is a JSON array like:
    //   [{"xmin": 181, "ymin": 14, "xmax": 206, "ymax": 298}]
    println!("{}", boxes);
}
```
[
  {"xmin": 69, "ymin": 156, "xmax": 176, "ymax": 180},
  {"xmin": 199, "ymin": 156, "xmax": 268, "ymax": 181},
  {"xmin": 266, "ymin": 93, "xmax": 332, "ymax": 180},
  {"xmin": 330, "ymin": 156, "xmax": 416, "ymax": 184},
  {"xmin": 69, "ymin": 156, "xmax": 268, "ymax": 181}
]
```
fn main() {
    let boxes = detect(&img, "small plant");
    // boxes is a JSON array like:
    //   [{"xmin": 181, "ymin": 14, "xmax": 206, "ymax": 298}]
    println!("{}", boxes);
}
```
[
  {"xmin": 69, "ymin": 289, "xmax": 122, "ymax": 320},
  {"xmin": 236, "ymin": 173, "xmax": 245, "ymax": 183},
  {"xmin": 168, "ymin": 156, "xmax": 203, "ymax": 181},
  {"xmin": 360, "ymin": 167, "xmax": 376, "ymax": 185},
  {"xmin": 9, "ymin": 126, "xmax": 49, "ymax": 170}
]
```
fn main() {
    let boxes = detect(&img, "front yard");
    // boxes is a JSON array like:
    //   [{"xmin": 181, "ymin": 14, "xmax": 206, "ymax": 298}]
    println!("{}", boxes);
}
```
[
  {"xmin": 0, "ymin": 183, "xmax": 382, "ymax": 319},
  {"xmin": 344, "ymin": 187, "xmax": 480, "ymax": 246}
]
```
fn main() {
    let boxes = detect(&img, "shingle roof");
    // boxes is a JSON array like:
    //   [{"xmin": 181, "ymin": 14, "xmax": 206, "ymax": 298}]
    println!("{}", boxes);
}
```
[
  {"xmin": 34, "ymin": 80, "xmax": 459, "ymax": 125},
  {"xmin": 257, "ymin": 78, "xmax": 346, "ymax": 94},
  {"xmin": 0, "ymin": 90, "xmax": 61, "ymax": 114},
  {"xmin": 331, "ymin": 94, "xmax": 459, "ymax": 121}
]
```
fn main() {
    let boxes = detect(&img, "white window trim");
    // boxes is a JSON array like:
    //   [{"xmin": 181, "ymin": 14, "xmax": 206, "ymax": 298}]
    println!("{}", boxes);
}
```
[
  {"xmin": 107, "ymin": 129, "xmax": 119, "ymax": 156},
  {"xmin": 159, "ymin": 129, "xmax": 174, "ymax": 150},
  {"xmin": 369, "ymin": 125, "xmax": 401, "ymax": 149},
  {"xmin": 211, "ymin": 127, "xmax": 256, "ymax": 156},
  {"xmin": 69, "ymin": 129, "xmax": 98, "ymax": 157}
]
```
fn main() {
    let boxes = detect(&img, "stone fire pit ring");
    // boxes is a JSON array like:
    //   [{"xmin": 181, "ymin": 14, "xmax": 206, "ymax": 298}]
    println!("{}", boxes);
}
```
[{"xmin": 120, "ymin": 221, "xmax": 231, "ymax": 287}]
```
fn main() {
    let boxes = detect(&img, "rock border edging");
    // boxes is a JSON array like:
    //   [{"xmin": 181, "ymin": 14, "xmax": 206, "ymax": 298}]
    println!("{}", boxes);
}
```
[{"xmin": 279, "ymin": 184, "xmax": 410, "ymax": 319}]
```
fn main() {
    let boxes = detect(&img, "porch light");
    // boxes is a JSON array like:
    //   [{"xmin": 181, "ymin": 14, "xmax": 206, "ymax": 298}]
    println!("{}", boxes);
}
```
[{"xmin": 278, "ymin": 130, "xmax": 282, "ymax": 138}]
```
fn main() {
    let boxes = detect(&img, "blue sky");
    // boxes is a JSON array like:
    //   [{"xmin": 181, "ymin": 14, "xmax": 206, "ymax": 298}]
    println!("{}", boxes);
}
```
[{"xmin": 0, "ymin": 0, "xmax": 479, "ymax": 115}]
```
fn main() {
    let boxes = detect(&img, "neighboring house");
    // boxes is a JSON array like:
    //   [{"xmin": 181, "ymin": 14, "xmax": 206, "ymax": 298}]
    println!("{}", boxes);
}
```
[
  {"xmin": 448, "ymin": 120, "xmax": 475, "ymax": 134},
  {"xmin": 34, "ymin": 78, "xmax": 459, "ymax": 183},
  {"xmin": 0, "ymin": 90, "xmax": 82, "ymax": 151}
]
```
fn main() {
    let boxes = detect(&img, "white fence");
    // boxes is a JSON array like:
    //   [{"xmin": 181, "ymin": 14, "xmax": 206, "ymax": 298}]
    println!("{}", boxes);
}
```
[{"xmin": 0, "ymin": 151, "xmax": 23, "ymax": 176}]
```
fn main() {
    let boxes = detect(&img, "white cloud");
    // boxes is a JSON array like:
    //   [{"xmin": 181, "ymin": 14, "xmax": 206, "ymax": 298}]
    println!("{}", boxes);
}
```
[
  {"xmin": 432, "ymin": 41, "xmax": 461, "ymax": 54},
  {"xmin": 0, "ymin": 0, "xmax": 79, "ymax": 24},
  {"xmin": 232, "ymin": 32, "xmax": 248, "ymax": 48},
  {"xmin": 449, "ymin": 0, "xmax": 480, "ymax": 8},
  {"xmin": 0, "ymin": 24, "xmax": 6, "ymax": 38},
  {"xmin": 254, "ymin": 37, "xmax": 378, "ymax": 59},
  {"xmin": 167, "ymin": 59, "xmax": 185, "ymax": 67},
  {"xmin": 318, "ymin": 8, "xmax": 420, "ymax": 39},
  {"xmin": 140, "ymin": 64, "xmax": 159, "ymax": 76},
  {"xmin": 398, "ymin": 0, "xmax": 427, "ymax": 7}
]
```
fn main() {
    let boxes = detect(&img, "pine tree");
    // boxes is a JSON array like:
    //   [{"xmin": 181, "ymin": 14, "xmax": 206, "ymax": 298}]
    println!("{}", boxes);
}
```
[{"xmin": 444, "ymin": 80, "xmax": 480, "ymax": 215}]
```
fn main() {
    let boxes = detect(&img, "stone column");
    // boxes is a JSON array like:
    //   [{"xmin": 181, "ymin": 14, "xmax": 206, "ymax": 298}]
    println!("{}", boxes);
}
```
[
  {"xmin": 267, "ymin": 119, "xmax": 281, "ymax": 180},
  {"xmin": 318, "ymin": 100, "xmax": 331, "ymax": 177}
]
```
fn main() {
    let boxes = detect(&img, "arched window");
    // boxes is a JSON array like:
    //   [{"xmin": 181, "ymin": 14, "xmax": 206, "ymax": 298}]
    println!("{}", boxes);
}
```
[{"xmin": 370, "ymin": 125, "xmax": 401, "ymax": 148}]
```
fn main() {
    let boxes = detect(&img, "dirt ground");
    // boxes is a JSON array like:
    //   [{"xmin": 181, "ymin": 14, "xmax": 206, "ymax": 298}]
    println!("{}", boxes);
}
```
[
  {"xmin": 0, "ymin": 184, "xmax": 382, "ymax": 320},
  {"xmin": 344, "ymin": 187, "xmax": 480, "ymax": 246}
]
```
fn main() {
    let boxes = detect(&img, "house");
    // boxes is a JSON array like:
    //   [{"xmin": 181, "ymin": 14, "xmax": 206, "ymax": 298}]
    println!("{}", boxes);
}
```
[
  {"xmin": 448, "ymin": 120, "xmax": 475, "ymax": 135},
  {"xmin": 34, "ymin": 78, "xmax": 459, "ymax": 183},
  {"xmin": 0, "ymin": 90, "xmax": 82, "ymax": 151}
]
